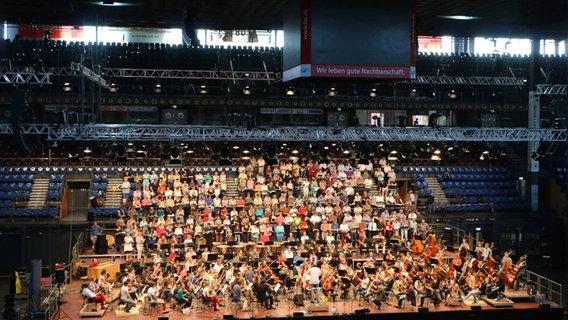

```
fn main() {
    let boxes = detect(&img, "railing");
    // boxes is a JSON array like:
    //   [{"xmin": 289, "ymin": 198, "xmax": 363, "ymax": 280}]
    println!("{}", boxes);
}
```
[{"xmin": 526, "ymin": 270, "xmax": 563, "ymax": 307}]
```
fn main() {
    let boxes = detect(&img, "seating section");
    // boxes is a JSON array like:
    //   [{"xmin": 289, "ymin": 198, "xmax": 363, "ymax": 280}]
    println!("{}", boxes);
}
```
[
  {"xmin": 0, "ymin": 167, "xmax": 64, "ymax": 218},
  {"xmin": 436, "ymin": 166, "xmax": 527, "ymax": 212},
  {"xmin": 0, "ymin": 164, "xmax": 532, "ymax": 219},
  {"xmin": 411, "ymin": 173, "xmax": 432, "ymax": 197},
  {"xmin": 399, "ymin": 165, "xmax": 529, "ymax": 213},
  {"xmin": 555, "ymin": 168, "xmax": 568, "ymax": 191}
]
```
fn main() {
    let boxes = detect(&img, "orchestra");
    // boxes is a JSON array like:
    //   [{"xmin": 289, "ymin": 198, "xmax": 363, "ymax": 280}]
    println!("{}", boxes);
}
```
[{"xmin": 81, "ymin": 163, "xmax": 531, "ymax": 314}]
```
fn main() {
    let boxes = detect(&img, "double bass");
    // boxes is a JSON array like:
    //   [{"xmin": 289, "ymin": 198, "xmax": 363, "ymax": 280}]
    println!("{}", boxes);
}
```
[
  {"xmin": 426, "ymin": 233, "xmax": 439, "ymax": 256},
  {"xmin": 412, "ymin": 235, "xmax": 424, "ymax": 254}
]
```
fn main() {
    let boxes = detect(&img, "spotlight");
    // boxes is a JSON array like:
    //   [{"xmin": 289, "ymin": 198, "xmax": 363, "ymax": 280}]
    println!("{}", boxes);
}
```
[
  {"xmin": 328, "ymin": 85, "xmax": 338, "ymax": 96},
  {"xmin": 369, "ymin": 88, "xmax": 377, "ymax": 97},
  {"xmin": 286, "ymin": 86, "xmax": 296, "ymax": 96},
  {"xmin": 448, "ymin": 89, "xmax": 457, "ymax": 99},
  {"xmin": 431, "ymin": 149, "xmax": 442, "ymax": 161},
  {"xmin": 243, "ymin": 85, "xmax": 252, "ymax": 95},
  {"xmin": 108, "ymin": 82, "xmax": 119, "ymax": 93},
  {"xmin": 388, "ymin": 150, "xmax": 398, "ymax": 161},
  {"xmin": 199, "ymin": 84, "xmax": 208, "ymax": 95},
  {"xmin": 154, "ymin": 83, "xmax": 162, "ymax": 93},
  {"xmin": 410, "ymin": 88, "xmax": 417, "ymax": 97},
  {"xmin": 82, "ymin": 147, "xmax": 92, "ymax": 159},
  {"xmin": 63, "ymin": 82, "xmax": 72, "ymax": 92},
  {"xmin": 135, "ymin": 147, "xmax": 147, "ymax": 159}
]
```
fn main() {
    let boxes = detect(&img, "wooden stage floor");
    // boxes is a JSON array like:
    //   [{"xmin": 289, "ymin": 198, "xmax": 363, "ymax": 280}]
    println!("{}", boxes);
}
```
[{"xmin": 60, "ymin": 276, "xmax": 563, "ymax": 320}]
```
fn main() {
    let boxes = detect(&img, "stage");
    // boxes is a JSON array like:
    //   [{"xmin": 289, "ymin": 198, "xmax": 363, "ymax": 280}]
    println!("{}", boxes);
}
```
[{"xmin": 59, "ymin": 278, "xmax": 563, "ymax": 320}]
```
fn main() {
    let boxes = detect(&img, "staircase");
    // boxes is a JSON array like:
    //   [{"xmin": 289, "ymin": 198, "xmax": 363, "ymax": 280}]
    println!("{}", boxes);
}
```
[
  {"xmin": 424, "ymin": 177, "xmax": 449, "ymax": 205},
  {"xmin": 28, "ymin": 178, "xmax": 48, "ymax": 208},
  {"xmin": 224, "ymin": 174, "xmax": 239, "ymax": 198},
  {"xmin": 503, "ymin": 144, "xmax": 527, "ymax": 178},
  {"xmin": 104, "ymin": 177, "xmax": 124, "ymax": 208}
]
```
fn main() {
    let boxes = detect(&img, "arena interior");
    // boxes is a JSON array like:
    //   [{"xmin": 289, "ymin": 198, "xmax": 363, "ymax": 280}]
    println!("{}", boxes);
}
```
[{"xmin": 0, "ymin": 1, "xmax": 567, "ymax": 320}]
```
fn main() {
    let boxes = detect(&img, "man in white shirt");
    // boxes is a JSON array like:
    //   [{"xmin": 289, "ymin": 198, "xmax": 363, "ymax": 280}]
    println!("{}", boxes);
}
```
[
  {"xmin": 119, "ymin": 280, "xmax": 135, "ymax": 313},
  {"xmin": 307, "ymin": 262, "xmax": 322, "ymax": 303}
]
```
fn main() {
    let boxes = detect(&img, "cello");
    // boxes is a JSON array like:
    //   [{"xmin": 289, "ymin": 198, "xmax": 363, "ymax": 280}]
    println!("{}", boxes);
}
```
[{"xmin": 507, "ymin": 254, "xmax": 527, "ymax": 287}]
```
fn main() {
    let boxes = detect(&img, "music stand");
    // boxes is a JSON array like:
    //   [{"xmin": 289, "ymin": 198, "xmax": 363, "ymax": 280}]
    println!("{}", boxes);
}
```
[
  {"xmin": 429, "ymin": 258, "xmax": 439, "ymax": 265},
  {"xmin": 338, "ymin": 269, "xmax": 347, "ymax": 277},
  {"xmin": 365, "ymin": 267, "xmax": 376, "ymax": 275},
  {"xmin": 207, "ymin": 253, "xmax": 218, "ymax": 262}
]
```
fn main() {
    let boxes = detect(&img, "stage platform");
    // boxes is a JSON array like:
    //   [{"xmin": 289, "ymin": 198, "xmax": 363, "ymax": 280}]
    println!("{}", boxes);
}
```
[{"xmin": 61, "ymin": 277, "xmax": 563, "ymax": 320}]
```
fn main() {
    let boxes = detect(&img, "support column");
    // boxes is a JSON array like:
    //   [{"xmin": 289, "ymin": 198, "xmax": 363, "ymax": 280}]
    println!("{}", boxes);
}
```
[{"xmin": 528, "ymin": 91, "xmax": 540, "ymax": 212}]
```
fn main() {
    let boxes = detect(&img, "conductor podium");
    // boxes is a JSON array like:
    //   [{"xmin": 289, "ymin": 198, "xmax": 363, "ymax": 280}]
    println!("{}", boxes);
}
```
[{"xmin": 304, "ymin": 287, "xmax": 329, "ymax": 312}]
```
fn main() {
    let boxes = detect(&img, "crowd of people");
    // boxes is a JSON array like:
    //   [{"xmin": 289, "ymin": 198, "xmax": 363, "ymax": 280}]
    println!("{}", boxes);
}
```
[{"xmin": 83, "ymin": 156, "xmax": 527, "ymax": 313}]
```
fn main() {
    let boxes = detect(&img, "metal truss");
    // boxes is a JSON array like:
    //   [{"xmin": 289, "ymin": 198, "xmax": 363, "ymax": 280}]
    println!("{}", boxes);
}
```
[
  {"xmin": 102, "ymin": 68, "xmax": 277, "ymax": 81},
  {"xmin": 405, "ymin": 76, "xmax": 525, "ymax": 86},
  {"xmin": 1, "ymin": 124, "xmax": 563, "ymax": 142},
  {"xmin": 0, "ymin": 66, "xmax": 52, "ymax": 85},
  {"xmin": 48, "ymin": 67, "xmax": 277, "ymax": 82},
  {"xmin": 536, "ymin": 84, "xmax": 568, "ymax": 95},
  {"xmin": 71, "ymin": 63, "xmax": 109, "ymax": 89}
]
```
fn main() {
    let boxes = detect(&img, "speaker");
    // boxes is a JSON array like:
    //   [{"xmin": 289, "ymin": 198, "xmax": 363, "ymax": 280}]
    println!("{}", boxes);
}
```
[
  {"xmin": 293, "ymin": 294, "xmax": 304, "ymax": 306},
  {"xmin": 418, "ymin": 307, "xmax": 429, "ymax": 313},
  {"xmin": 158, "ymin": 317, "xmax": 169, "ymax": 320},
  {"xmin": 354, "ymin": 307, "xmax": 370, "ymax": 314},
  {"xmin": 471, "ymin": 305, "xmax": 482, "ymax": 311},
  {"xmin": 293, "ymin": 311, "xmax": 304, "ymax": 317},
  {"xmin": 95, "ymin": 236, "xmax": 108, "ymax": 254},
  {"xmin": 223, "ymin": 315, "xmax": 234, "ymax": 320},
  {"xmin": 54, "ymin": 270, "xmax": 65, "ymax": 284}
]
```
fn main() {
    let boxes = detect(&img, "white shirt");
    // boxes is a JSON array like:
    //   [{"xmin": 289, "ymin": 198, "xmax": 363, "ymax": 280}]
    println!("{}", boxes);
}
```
[{"xmin": 307, "ymin": 266, "xmax": 322, "ymax": 285}]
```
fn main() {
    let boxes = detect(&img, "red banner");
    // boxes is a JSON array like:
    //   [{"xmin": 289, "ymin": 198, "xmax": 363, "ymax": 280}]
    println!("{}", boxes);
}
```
[
  {"xmin": 300, "ymin": 0, "xmax": 312, "ymax": 64},
  {"xmin": 418, "ymin": 36, "xmax": 443, "ymax": 51},
  {"xmin": 18, "ymin": 25, "xmax": 84, "ymax": 40}
]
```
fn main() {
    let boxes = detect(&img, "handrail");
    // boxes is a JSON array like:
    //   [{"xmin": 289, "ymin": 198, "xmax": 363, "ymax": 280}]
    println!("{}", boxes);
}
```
[
  {"xmin": 431, "ymin": 222, "xmax": 476, "ymax": 249},
  {"xmin": 526, "ymin": 270, "xmax": 563, "ymax": 307}
]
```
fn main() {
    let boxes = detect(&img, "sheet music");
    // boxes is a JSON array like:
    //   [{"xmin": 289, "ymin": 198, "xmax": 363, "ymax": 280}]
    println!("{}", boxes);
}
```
[
  {"xmin": 221, "ymin": 284, "xmax": 228, "ymax": 294},
  {"xmin": 274, "ymin": 283, "xmax": 281, "ymax": 293}
]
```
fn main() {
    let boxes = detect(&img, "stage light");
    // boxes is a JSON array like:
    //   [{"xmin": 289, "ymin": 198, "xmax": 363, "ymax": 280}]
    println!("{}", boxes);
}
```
[
  {"xmin": 286, "ymin": 86, "xmax": 296, "ymax": 96},
  {"xmin": 199, "ymin": 84, "xmax": 208, "ymax": 95},
  {"xmin": 243, "ymin": 85, "xmax": 252, "ymax": 95},
  {"xmin": 108, "ymin": 82, "xmax": 119, "ymax": 93},
  {"xmin": 431, "ymin": 149, "xmax": 442, "ymax": 161},
  {"xmin": 135, "ymin": 146, "xmax": 147, "ymax": 159},
  {"xmin": 369, "ymin": 88, "xmax": 377, "ymax": 97},
  {"xmin": 328, "ymin": 85, "xmax": 338, "ymax": 96},
  {"xmin": 154, "ymin": 83, "xmax": 162, "ymax": 94},
  {"xmin": 63, "ymin": 82, "xmax": 72, "ymax": 92},
  {"xmin": 448, "ymin": 89, "xmax": 457, "ymax": 99},
  {"xmin": 388, "ymin": 150, "xmax": 398, "ymax": 161},
  {"xmin": 82, "ymin": 147, "xmax": 93, "ymax": 160},
  {"xmin": 410, "ymin": 88, "xmax": 417, "ymax": 97}
]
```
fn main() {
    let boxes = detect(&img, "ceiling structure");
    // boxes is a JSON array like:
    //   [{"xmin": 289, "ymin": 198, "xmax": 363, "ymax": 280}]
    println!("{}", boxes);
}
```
[{"xmin": 1, "ymin": 0, "xmax": 567, "ymax": 40}]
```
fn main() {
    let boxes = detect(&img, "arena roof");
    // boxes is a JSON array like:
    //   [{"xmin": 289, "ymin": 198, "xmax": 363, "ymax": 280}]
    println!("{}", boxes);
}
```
[{"xmin": 1, "ymin": 0, "xmax": 567, "ymax": 39}]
